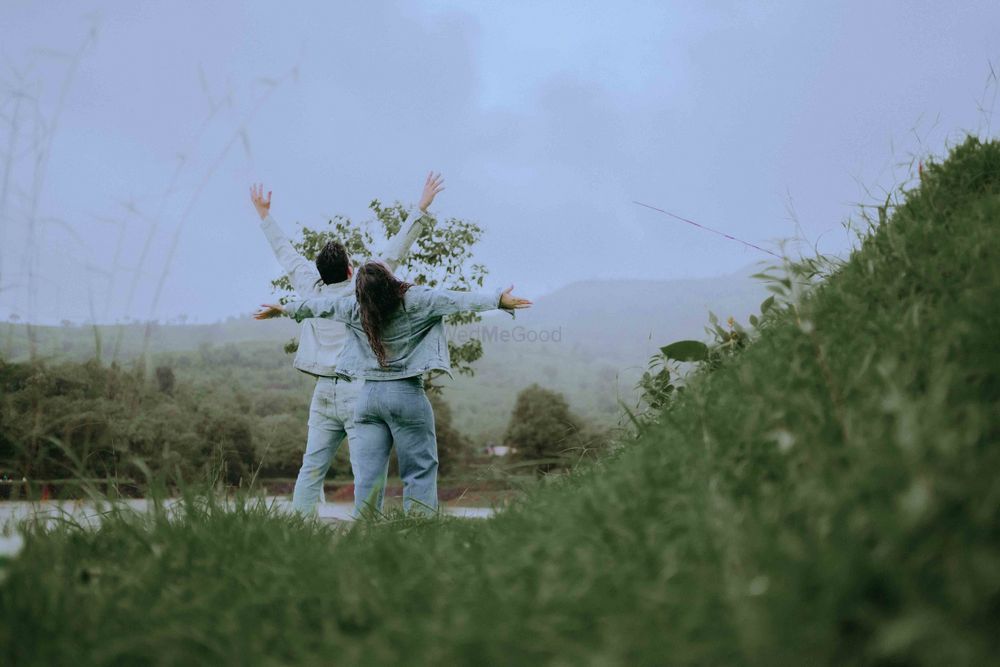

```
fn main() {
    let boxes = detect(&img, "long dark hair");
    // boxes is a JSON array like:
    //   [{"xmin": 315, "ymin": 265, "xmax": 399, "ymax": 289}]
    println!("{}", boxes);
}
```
[{"xmin": 355, "ymin": 262, "xmax": 412, "ymax": 367}]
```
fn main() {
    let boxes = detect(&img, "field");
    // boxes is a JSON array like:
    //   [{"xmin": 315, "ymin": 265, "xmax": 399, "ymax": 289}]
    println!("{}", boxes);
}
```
[
  {"xmin": 1, "ymin": 136, "xmax": 998, "ymax": 665},
  {"xmin": 0, "ymin": 267, "xmax": 769, "ymax": 447}
]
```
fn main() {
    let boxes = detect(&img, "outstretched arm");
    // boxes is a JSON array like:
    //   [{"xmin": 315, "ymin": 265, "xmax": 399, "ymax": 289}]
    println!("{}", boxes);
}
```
[
  {"xmin": 254, "ymin": 293, "xmax": 355, "ymax": 323},
  {"xmin": 423, "ymin": 285, "xmax": 532, "ymax": 319},
  {"xmin": 250, "ymin": 183, "xmax": 322, "ymax": 297},
  {"xmin": 377, "ymin": 172, "xmax": 445, "ymax": 271}
]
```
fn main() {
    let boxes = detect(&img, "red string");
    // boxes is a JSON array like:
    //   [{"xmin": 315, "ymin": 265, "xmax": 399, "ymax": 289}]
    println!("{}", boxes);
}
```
[{"xmin": 633, "ymin": 200, "xmax": 782, "ymax": 259}]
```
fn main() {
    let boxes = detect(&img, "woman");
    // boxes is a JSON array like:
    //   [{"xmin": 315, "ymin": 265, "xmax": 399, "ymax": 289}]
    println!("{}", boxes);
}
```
[{"xmin": 255, "ymin": 263, "xmax": 532, "ymax": 515}]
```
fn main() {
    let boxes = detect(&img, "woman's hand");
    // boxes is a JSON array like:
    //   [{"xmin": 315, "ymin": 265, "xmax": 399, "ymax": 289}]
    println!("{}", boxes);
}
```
[
  {"xmin": 250, "ymin": 183, "xmax": 272, "ymax": 220},
  {"xmin": 418, "ymin": 171, "xmax": 445, "ymax": 212},
  {"xmin": 253, "ymin": 303, "xmax": 285, "ymax": 320},
  {"xmin": 499, "ymin": 286, "xmax": 532, "ymax": 310}
]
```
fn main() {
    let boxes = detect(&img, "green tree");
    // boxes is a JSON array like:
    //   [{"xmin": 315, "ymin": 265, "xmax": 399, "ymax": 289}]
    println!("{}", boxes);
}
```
[
  {"xmin": 196, "ymin": 411, "xmax": 255, "ymax": 486},
  {"xmin": 270, "ymin": 199, "xmax": 489, "ymax": 379},
  {"xmin": 504, "ymin": 384, "xmax": 581, "ymax": 473},
  {"xmin": 429, "ymin": 391, "xmax": 471, "ymax": 478},
  {"xmin": 154, "ymin": 365, "xmax": 175, "ymax": 395}
]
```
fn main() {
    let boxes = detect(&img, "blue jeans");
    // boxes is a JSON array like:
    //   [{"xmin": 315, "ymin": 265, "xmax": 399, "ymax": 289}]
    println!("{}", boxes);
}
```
[
  {"xmin": 291, "ymin": 376, "xmax": 374, "ymax": 515},
  {"xmin": 352, "ymin": 376, "xmax": 438, "ymax": 516}
]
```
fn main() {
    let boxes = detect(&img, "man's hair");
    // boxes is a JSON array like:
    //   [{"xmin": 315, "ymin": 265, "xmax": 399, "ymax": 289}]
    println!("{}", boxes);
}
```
[{"xmin": 315, "ymin": 240, "xmax": 350, "ymax": 286}]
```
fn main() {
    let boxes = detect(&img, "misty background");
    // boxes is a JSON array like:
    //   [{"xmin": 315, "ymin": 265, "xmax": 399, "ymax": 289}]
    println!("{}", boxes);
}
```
[
  {"xmin": 1, "ymin": 1, "xmax": 999, "ymax": 439},
  {"xmin": 1, "ymin": 1, "xmax": 998, "ymax": 326}
]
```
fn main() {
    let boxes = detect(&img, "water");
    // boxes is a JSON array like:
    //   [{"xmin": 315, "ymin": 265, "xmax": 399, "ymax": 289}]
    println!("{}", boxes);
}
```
[{"xmin": 0, "ymin": 498, "xmax": 496, "ymax": 557}]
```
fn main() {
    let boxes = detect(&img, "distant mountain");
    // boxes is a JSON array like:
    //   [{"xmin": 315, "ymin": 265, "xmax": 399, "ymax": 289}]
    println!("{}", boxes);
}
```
[
  {"xmin": 440, "ymin": 264, "xmax": 771, "ymax": 440},
  {"xmin": 2, "ymin": 265, "xmax": 773, "ymax": 443},
  {"xmin": 0, "ymin": 316, "xmax": 300, "ymax": 363},
  {"xmin": 457, "ymin": 263, "xmax": 769, "ymax": 360}
]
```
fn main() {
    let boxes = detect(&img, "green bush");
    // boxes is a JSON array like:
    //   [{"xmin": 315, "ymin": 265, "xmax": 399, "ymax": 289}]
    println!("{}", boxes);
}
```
[
  {"xmin": 1, "ymin": 136, "xmax": 998, "ymax": 665},
  {"xmin": 504, "ymin": 383, "xmax": 581, "ymax": 472}
]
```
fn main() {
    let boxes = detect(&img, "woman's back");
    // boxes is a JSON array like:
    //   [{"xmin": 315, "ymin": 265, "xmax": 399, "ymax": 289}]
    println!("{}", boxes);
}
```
[{"xmin": 287, "ymin": 284, "xmax": 508, "ymax": 380}]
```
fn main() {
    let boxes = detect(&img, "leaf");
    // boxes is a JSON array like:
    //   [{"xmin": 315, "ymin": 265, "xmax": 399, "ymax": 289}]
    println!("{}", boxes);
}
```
[
  {"xmin": 760, "ymin": 296, "xmax": 775, "ymax": 313},
  {"xmin": 749, "ymin": 314, "xmax": 759, "ymax": 327},
  {"xmin": 618, "ymin": 399, "xmax": 642, "ymax": 430},
  {"xmin": 660, "ymin": 340, "xmax": 709, "ymax": 362}
]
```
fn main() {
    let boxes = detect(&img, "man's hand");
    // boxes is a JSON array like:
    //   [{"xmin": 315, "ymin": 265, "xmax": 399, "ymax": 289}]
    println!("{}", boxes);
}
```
[
  {"xmin": 499, "ymin": 286, "xmax": 532, "ymax": 310},
  {"xmin": 253, "ymin": 303, "xmax": 285, "ymax": 320},
  {"xmin": 418, "ymin": 171, "xmax": 445, "ymax": 212},
  {"xmin": 250, "ymin": 183, "xmax": 272, "ymax": 220}
]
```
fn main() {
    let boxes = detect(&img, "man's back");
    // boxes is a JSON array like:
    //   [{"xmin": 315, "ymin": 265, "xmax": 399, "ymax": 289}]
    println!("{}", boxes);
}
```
[{"xmin": 292, "ymin": 279, "xmax": 354, "ymax": 376}]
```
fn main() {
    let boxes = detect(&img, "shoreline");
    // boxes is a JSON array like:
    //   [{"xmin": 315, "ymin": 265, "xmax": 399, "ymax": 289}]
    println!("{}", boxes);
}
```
[{"xmin": 0, "ymin": 497, "xmax": 498, "ymax": 558}]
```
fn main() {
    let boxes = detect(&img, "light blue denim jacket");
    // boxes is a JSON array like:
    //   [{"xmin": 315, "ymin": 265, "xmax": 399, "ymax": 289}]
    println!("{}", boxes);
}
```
[
  {"xmin": 284, "ymin": 286, "xmax": 513, "ymax": 380},
  {"xmin": 258, "ymin": 206, "xmax": 429, "ymax": 376}
]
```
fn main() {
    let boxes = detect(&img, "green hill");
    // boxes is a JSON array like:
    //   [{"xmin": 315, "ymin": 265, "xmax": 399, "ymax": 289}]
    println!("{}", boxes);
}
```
[
  {"xmin": 440, "ymin": 266, "xmax": 768, "ymax": 441},
  {"xmin": 2, "ymin": 136, "xmax": 998, "ymax": 664},
  {"xmin": 2, "ymin": 270, "xmax": 769, "ymax": 445},
  {"xmin": 0, "ymin": 316, "xmax": 300, "ymax": 363}
]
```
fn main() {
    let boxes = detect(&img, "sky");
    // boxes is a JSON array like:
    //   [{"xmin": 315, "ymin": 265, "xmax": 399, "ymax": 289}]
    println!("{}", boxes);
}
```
[{"xmin": 0, "ymin": 1, "xmax": 998, "ymax": 324}]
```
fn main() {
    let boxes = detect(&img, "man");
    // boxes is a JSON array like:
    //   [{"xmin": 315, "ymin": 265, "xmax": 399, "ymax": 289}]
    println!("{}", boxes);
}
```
[{"xmin": 249, "ymin": 172, "xmax": 445, "ymax": 516}]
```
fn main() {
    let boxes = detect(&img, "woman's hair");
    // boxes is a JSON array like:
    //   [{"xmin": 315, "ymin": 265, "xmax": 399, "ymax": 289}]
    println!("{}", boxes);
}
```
[
  {"xmin": 315, "ymin": 240, "xmax": 350, "ymax": 286},
  {"xmin": 355, "ymin": 262, "xmax": 412, "ymax": 367}
]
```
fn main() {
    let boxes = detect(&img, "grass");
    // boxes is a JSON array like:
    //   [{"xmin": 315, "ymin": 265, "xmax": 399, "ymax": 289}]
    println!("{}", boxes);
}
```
[{"xmin": 1, "ymin": 135, "xmax": 999, "ymax": 665}]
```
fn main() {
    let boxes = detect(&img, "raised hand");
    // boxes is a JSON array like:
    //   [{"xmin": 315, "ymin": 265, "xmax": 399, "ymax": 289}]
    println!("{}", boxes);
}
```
[
  {"xmin": 250, "ymin": 183, "xmax": 272, "ymax": 220},
  {"xmin": 418, "ymin": 171, "xmax": 445, "ymax": 212},
  {"xmin": 499, "ymin": 286, "xmax": 532, "ymax": 310},
  {"xmin": 253, "ymin": 303, "xmax": 285, "ymax": 320}
]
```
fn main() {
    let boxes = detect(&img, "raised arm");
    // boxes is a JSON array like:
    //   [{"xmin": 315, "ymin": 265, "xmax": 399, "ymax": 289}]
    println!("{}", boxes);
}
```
[
  {"xmin": 250, "ymin": 183, "xmax": 322, "ymax": 297},
  {"xmin": 377, "ymin": 172, "xmax": 445, "ymax": 271}
]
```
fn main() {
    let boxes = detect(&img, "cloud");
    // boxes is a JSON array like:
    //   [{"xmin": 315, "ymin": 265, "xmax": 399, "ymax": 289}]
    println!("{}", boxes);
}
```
[{"xmin": 2, "ymin": 1, "xmax": 998, "ymax": 324}]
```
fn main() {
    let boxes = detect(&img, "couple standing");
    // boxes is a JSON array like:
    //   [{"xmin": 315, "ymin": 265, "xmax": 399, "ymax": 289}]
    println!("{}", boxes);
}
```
[{"xmin": 250, "ymin": 173, "xmax": 531, "ymax": 516}]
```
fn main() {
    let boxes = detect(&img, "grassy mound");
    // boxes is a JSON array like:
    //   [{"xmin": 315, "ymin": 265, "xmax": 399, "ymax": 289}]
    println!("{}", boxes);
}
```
[{"xmin": 1, "ymin": 136, "xmax": 999, "ymax": 666}]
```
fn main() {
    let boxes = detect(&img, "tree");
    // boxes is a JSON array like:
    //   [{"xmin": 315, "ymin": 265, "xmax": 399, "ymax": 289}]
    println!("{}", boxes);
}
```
[
  {"xmin": 504, "ymin": 384, "xmax": 581, "ymax": 474},
  {"xmin": 271, "ymin": 200, "xmax": 489, "ymax": 380},
  {"xmin": 428, "ymin": 392, "xmax": 471, "ymax": 478},
  {"xmin": 197, "ymin": 412, "xmax": 255, "ymax": 486},
  {"xmin": 154, "ymin": 365, "xmax": 175, "ymax": 395}
]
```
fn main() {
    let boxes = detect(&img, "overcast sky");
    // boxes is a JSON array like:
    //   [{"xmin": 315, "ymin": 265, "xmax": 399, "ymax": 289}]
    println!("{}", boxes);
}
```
[{"xmin": 1, "ymin": 1, "xmax": 998, "ymax": 324}]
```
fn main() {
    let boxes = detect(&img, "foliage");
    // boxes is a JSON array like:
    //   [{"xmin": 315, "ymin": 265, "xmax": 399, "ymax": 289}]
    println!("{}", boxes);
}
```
[
  {"xmin": 637, "ymin": 271, "xmax": 791, "ymax": 413},
  {"xmin": 269, "ymin": 199, "xmax": 489, "ymax": 380},
  {"xmin": 0, "ymin": 340, "xmax": 488, "ymax": 489},
  {"xmin": 0, "ymin": 346, "xmax": 309, "ymax": 489},
  {"xmin": 503, "ymin": 383, "xmax": 585, "ymax": 473},
  {"xmin": 2, "ymin": 136, "xmax": 999, "ymax": 664},
  {"xmin": 427, "ymin": 392, "xmax": 470, "ymax": 478},
  {"xmin": 154, "ymin": 365, "xmax": 175, "ymax": 395}
]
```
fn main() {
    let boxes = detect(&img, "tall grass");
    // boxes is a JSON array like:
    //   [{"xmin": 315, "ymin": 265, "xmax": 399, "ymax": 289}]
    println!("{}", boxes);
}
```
[
  {"xmin": 0, "ymin": 22, "xmax": 99, "ymax": 359},
  {"xmin": 136, "ymin": 62, "xmax": 300, "ymax": 372},
  {"xmin": 0, "ymin": 20, "xmax": 298, "ymax": 372},
  {"xmin": 1, "ymin": 135, "xmax": 998, "ymax": 665}
]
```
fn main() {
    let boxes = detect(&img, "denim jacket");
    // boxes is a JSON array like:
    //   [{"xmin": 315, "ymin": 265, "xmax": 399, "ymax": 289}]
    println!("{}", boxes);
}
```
[
  {"xmin": 284, "ymin": 286, "xmax": 513, "ymax": 380},
  {"xmin": 258, "ymin": 206, "xmax": 429, "ymax": 377}
]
